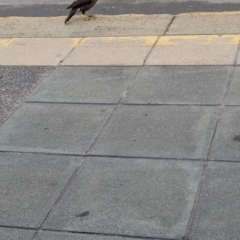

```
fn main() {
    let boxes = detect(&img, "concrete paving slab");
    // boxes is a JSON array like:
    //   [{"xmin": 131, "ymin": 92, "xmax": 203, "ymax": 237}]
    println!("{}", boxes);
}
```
[
  {"xmin": 28, "ymin": 67, "xmax": 139, "ymax": 104},
  {"xmin": 167, "ymin": 12, "xmax": 240, "ymax": 35},
  {"xmin": 146, "ymin": 35, "xmax": 239, "ymax": 65},
  {"xmin": 62, "ymin": 37, "xmax": 157, "ymax": 66},
  {"xmin": 35, "ymin": 231, "xmax": 141, "ymax": 240},
  {"xmin": 227, "ymin": 67, "xmax": 240, "ymax": 105},
  {"xmin": 0, "ymin": 66, "xmax": 54, "ymax": 125},
  {"xmin": 0, "ymin": 15, "xmax": 173, "ymax": 38},
  {"xmin": 211, "ymin": 107, "xmax": 240, "ymax": 161},
  {"xmin": 0, "ymin": 228, "xmax": 35, "ymax": 240},
  {"xmin": 0, "ymin": 104, "xmax": 114, "ymax": 154},
  {"xmin": 0, "ymin": 38, "xmax": 80, "ymax": 66},
  {"xmin": 124, "ymin": 66, "xmax": 230, "ymax": 105},
  {"xmin": 44, "ymin": 157, "xmax": 203, "ymax": 239},
  {"xmin": 91, "ymin": 105, "xmax": 218, "ymax": 159},
  {"xmin": 0, "ymin": 152, "xmax": 79, "ymax": 227},
  {"xmin": 190, "ymin": 162, "xmax": 240, "ymax": 240}
]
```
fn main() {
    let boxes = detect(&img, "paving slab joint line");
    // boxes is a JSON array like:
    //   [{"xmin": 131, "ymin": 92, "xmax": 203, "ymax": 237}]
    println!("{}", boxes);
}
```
[
  {"xmin": 209, "ymin": 159, "xmax": 240, "ymax": 164},
  {"xmin": 30, "ymin": 157, "xmax": 87, "ymax": 240},
  {"xmin": 207, "ymin": 39, "xmax": 240, "ymax": 161},
  {"xmin": 183, "ymin": 39, "xmax": 240, "ymax": 240},
  {"xmin": 40, "ymin": 229, "xmax": 178, "ymax": 240},
  {"xmin": 183, "ymin": 162, "xmax": 208, "ymax": 240},
  {"xmin": 141, "ymin": 16, "xmax": 175, "ymax": 65},
  {"xmin": 163, "ymin": 15, "xmax": 176, "ymax": 36},
  {"xmin": 30, "ymin": 57, "xmax": 146, "ymax": 239},
  {"xmin": 25, "ymin": 101, "xmax": 117, "ymax": 105},
  {"xmin": 121, "ymin": 103, "xmax": 220, "ymax": 107},
  {"xmin": 142, "ymin": 36, "xmax": 161, "ymax": 66},
  {"xmin": 87, "ymin": 154, "xmax": 206, "ymax": 162},
  {"xmin": 86, "ymin": 38, "xmax": 160, "ymax": 153},
  {"xmin": 0, "ymin": 225, "xmax": 37, "ymax": 231},
  {"xmin": 85, "ymin": 68, "xmax": 143, "ymax": 153},
  {"xmin": 58, "ymin": 38, "xmax": 82, "ymax": 66},
  {"xmin": 0, "ymin": 150, "xmax": 206, "ymax": 162}
]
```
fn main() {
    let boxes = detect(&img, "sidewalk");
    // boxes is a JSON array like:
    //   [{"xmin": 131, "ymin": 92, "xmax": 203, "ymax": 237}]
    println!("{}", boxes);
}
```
[{"xmin": 0, "ymin": 12, "xmax": 240, "ymax": 240}]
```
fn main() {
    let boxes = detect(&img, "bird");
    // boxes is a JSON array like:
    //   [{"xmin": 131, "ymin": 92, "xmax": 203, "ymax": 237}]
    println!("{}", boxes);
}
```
[{"xmin": 65, "ymin": 0, "xmax": 98, "ymax": 24}]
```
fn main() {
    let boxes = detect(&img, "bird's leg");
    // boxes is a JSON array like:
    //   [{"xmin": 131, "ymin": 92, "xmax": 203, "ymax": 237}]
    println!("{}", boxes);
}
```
[
  {"xmin": 88, "ymin": 14, "xmax": 96, "ymax": 18},
  {"xmin": 83, "ymin": 13, "xmax": 96, "ymax": 20}
]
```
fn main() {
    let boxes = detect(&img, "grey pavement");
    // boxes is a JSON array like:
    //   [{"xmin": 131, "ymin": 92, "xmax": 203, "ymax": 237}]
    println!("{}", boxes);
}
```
[
  {"xmin": 43, "ymin": 158, "xmax": 203, "ymax": 239},
  {"xmin": 0, "ymin": 103, "xmax": 114, "ymax": 154},
  {"xmin": 28, "ymin": 67, "xmax": 139, "ymax": 104},
  {"xmin": 34, "ymin": 232, "xmax": 145, "ymax": 240},
  {"xmin": 0, "ymin": 228, "xmax": 35, "ymax": 240},
  {"xmin": 0, "ymin": 153, "xmax": 80, "ymax": 228},
  {"xmin": 1, "ymin": 8, "xmax": 240, "ymax": 240},
  {"xmin": 190, "ymin": 162, "xmax": 240, "ymax": 240},
  {"xmin": 227, "ymin": 67, "xmax": 240, "ymax": 105},
  {"xmin": 1, "ymin": 63, "xmax": 240, "ymax": 240}
]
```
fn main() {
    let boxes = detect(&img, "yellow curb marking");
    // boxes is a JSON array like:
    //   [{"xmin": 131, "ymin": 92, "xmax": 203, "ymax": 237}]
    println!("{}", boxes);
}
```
[
  {"xmin": 0, "ymin": 38, "xmax": 82, "ymax": 48},
  {"xmin": 68, "ymin": 38, "xmax": 82, "ymax": 47},
  {"xmin": 158, "ymin": 35, "xmax": 201, "ymax": 46},
  {"xmin": 0, "ymin": 35, "xmax": 239, "ymax": 48},
  {"xmin": 0, "ymin": 38, "xmax": 16, "ymax": 47},
  {"xmin": 157, "ymin": 35, "xmax": 240, "ymax": 46},
  {"xmin": 80, "ymin": 36, "xmax": 158, "ymax": 46}
]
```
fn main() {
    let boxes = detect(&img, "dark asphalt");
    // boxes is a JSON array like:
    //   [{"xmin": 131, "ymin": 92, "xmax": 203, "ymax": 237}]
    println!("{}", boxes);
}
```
[
  {"xmin": 0, "ymin": 66, "xmax": 54, "ymax": 124},
  {"xmin": 0, "ymin": 1, "xmax": 240, "ymax": 17}
]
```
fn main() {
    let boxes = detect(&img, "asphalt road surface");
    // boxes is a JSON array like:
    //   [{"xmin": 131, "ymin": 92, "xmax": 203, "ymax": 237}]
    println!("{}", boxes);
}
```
[{"xmin": 0, "ymin": 0, "xmax": 240, "ymax": 17}]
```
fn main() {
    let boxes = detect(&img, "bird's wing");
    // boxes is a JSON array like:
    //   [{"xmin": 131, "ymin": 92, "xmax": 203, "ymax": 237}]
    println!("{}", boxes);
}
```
[{"xmin": 66, "ymin": 0, "xmax": 93, "ymax": 9}]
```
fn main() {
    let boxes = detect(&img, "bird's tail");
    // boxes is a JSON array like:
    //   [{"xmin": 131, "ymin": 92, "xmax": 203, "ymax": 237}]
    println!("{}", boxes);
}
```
[{"xmin": 65, "ymin": 8, "xmax": 78, "ymax": 24}]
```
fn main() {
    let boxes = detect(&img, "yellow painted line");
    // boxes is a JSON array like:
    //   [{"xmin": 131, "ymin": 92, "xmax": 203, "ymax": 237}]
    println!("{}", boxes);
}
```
[
  {"xmin": 0, "ymin": 38, "xmax": 82, "ymax": 48},
  {"xmin": 80, "ymin": 36, "xmax": 158, "ymax": 46},
  {"xmin": 68, "ymin": 38, "xmax": 82, "ymax": 47},
  {"xmin": 157, "ymin": 35, "xmax": 240, "ymax": 46},
  {"xmin": 0, "ymin": 38, "xmax": 16, "ymax": 47},
  {"xmin": 0, "ymin": 35, "xmax": 239, "ymax": 48}
]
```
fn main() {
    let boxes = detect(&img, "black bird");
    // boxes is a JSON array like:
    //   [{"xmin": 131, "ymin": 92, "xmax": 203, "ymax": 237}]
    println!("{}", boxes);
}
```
[{"xmin": 65, "ymin": 0, "xmax": 98, "ymax": 24}]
